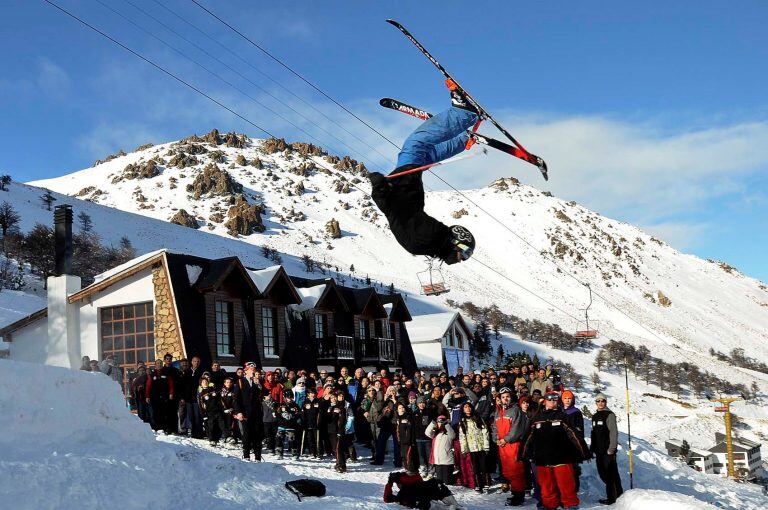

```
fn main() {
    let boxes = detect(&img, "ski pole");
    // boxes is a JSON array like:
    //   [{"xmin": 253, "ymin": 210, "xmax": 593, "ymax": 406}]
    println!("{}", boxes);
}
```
[
  {"xmin": 300, "ymin": 429, "xmax": 306, "ymax": 458},
  {"xmin": 624, "ymin": 359, "xmax": 634, "ymax": 489},
  {"xmin": 385, "ymin": 148, "xmax": 488, "ymax": 180}
]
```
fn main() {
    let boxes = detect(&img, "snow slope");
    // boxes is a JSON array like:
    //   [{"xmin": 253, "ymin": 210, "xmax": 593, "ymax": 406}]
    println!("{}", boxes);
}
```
[
  {"xmin": 1, "ymin": 359, "xmax": 765, "ymax": 510},
  {"xmin": 1, "ymin": 130, "xmax": 766, "ymax": 466}
]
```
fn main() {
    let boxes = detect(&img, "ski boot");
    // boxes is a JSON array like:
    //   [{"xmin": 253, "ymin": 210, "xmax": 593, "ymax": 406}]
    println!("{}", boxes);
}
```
[
  {"xmin": 446, "ymin": 79, "xmax": 483, "ymax": 118},
  {"xmin": 505, "ymin": 491, "xmax": 525, "ymax": 507}
]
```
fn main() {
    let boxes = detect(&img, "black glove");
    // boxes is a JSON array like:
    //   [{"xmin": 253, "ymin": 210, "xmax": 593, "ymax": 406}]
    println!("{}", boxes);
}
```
[{"xmin": 388, "ymin": 472, "xmax": 401, "ymax": 485}]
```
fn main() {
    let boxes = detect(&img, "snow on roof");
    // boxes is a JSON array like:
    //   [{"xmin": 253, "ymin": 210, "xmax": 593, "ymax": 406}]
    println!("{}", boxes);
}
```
[
  {"xmin": 411, "ymin": 342, "xmax": 443, "ymax": 369},
  {"xmin": 93, "ymin": 249, "xmax": 167, "ymax": 283},
  {"xmin": 185, "ymin": 264, "xmax": 203, "ymax": 286},
  {"xmin": 406, "ymin": 312, "xmax": 459, "ymax": 344},
  {"xmin": 289, "ymin": 284, "xmax": 327, "ymax": 313},
  {"xmin": 247, "ymin": 265, "xmax": 282, "ymax": 293},
  {"xmin": 384, "ymin": 303, "xmax": 393, "ymax": 315}
]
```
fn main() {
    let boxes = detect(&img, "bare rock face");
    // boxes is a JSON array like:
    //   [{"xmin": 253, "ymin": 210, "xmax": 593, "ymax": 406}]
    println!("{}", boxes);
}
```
[
  {"xmin": 224, "ymin": 131, "xmax": 247, "ymax": 148},
  {"xmin": 134, "ymin": 143, "xmax": 154, "ymax": 152},
  {"xmin": 114, "ymin": 160, "xmax": 160, "ymax": 183},
  {"xmin": 209, "ymin": 150, "xmax": 226, "ymax": 163},
  {"xmin": 290, "ymin": 142, "xmax": 326, "ymax": 157},
  {"xmin": 262, "ymin": 137, "xmax": 289, "ymax": 154},
  {"xmin": 334, "ymin": 179, "xmax": 350, "ymax": 194},
  {"xmin": 225, "ymin": 194, "xmax": 265, "ymax": 236},
  {"xmin": 93, "ymin": 149, "xmax": 126, "ymax": 166},
  {"xmin": 489, "ymin": 177, "xmax": 520, "ymax": 191},
  {"xmin": 202, "ymin": 128, "xmax": 222, "ymax": 145},
  {"xmin": 452, "ymin": 208, "xmax": 468, "ymax": 219},
  {"xmin": 235, "ymin": 154, "xmax": 247, "ymax": 166},
  {"xmin": 335, "ymin": 155, "xmax": 367, "ymax": 176},
  {"xmin": 168, "ymin": 151, "xmax": 199, "ymax": 169},
  {"xmin": 187, "ymin": 163, "xmax": 243, "ymax": 200},
  {"xmin": 169, "ymin": 209, "xmax": 200, "ymax": 229},
  {"xmin": 325, "ymin": 218, "xmax": 341, "ymax": 239},
  {"xmin": 645, "ymin": 290, "xmax": 672, "ymax": 307}
]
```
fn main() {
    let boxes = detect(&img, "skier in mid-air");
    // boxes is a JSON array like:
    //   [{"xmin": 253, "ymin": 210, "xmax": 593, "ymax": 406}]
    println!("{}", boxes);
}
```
[{"xmin": 370, "ymin": 81, "xmax": 479, "ymax": 265}]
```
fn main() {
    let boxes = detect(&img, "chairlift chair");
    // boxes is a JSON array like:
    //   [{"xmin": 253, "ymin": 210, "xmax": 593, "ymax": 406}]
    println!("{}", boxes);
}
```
[
  {"xmin": 417, "ymin": 258, "xmax": 449, "ymax": 296},
  {"xmin": 574, "ymin": 283, "xmax": 599, "ymax": 339}
]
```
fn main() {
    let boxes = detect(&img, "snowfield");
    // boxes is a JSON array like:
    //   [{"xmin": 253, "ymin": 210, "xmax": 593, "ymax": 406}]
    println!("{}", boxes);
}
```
[{"xmin": 1, "ymin": 359, "xmax": 765, "ymax": 510}]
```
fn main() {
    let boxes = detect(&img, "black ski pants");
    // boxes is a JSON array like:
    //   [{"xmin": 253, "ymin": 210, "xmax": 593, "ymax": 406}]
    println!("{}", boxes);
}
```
[
  {"xmin": 596, "ymin": 453, "xmax": 624, "ymax": 503},
  {"xmin": 239, "ymin": 417, "xmax": 263, "ymax": 460}
]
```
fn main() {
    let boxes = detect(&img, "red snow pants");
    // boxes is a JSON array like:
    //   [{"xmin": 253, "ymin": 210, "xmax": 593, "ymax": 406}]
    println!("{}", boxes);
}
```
[
  {"xmin": 494, "ymin": 414, "xmax": 525, "ymax": 492},
  {"xmin": 536, "ymin": 464, "xmax": 579, "ymax": 509}
]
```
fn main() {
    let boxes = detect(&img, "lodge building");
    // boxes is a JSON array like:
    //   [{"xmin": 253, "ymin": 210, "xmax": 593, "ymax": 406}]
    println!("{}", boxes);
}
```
[{"xmin": 0, "ymin": 205, "xmax": 418, "ymax": 374}]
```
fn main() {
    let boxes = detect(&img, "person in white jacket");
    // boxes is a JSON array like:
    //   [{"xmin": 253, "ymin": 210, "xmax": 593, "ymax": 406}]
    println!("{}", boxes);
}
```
[{"xmin": 425, "ymin": 415, "xmax": 455, "ymax": 484}]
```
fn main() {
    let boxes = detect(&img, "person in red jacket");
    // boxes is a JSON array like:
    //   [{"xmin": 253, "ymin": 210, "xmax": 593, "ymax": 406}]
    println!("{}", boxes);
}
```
[
  {"xmin": 491, "ymin": 387, "xmax": 528, "ymax": 506},
  {"xmin": 263, "ymin": 371, "xmax": 284, "ymax": 403},
  {"xmin": 520, "ymin": 392, "xmax": 590, "ymax": 510}
]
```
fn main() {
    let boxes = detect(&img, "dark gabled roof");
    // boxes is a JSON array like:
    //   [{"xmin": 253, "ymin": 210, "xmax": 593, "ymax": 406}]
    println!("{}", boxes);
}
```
[
  {"xmin": 0, "ymin": 308, "xmax": 48, "ymax": 337},
  {"xmin": 194, "ymin": 256, "xmax": 260, "ymax": 297},
  {"xmin": 338, "ymin": 286, "xmax": 388, "ymax": 319},
  {"xmin": 379, "ymin": 293, "xmax": 413, "ymax": 322},
  {"xmin": 247, "ymin": 266, "xmax": 302, "ymax": 305}
]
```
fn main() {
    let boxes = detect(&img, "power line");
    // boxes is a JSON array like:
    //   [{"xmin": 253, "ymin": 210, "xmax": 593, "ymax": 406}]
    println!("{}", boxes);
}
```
[
  {"xmin": 91, "ymin": 0, "xmax": 350, "ymax": 158},
  {"xmin": 154, "ymin": 0, "xmax": 395, "ymax": 166},
  {"xmin": 188, "ymin": 0, "xmax": 402, "ymax": 151},
  {"xmin": 121, "ymin": 0, "xmax": 391, "ymax": 174},
  {"xmin": 42, "ymin": 0, "xmax": 276, "ymax": 139}
]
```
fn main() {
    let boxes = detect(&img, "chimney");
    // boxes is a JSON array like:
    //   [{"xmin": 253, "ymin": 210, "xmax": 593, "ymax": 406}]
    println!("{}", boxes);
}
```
[{"xmin": 54, "ymin": 204, "xmax": 73, "ymax": 276}]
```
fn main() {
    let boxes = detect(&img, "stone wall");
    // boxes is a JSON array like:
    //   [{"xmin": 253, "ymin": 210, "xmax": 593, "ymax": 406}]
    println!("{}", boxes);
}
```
[{"xmin": 153, "ymin": 265, "xmax": 184, "ymax": 360}]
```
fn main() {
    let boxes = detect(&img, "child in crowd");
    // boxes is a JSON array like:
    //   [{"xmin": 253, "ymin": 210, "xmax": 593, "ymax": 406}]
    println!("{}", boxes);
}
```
[{"xmin": 425, "ymin": 415, "xmax": 455, "ymax": 485}]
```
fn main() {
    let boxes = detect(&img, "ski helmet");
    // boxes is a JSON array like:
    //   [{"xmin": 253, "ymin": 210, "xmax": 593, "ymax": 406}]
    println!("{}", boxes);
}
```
[{"xmin": 449, "ymin": 225, "xmax": 475, "ymax": 262}]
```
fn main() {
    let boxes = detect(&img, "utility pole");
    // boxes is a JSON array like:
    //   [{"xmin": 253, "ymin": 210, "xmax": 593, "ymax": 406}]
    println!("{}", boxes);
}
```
[
  {"xmin": 624, "ymin": 357, "xmax": 634, "ymax": 489},
  {"xmin": 713, "ymin": 396, "xmax": 742, "ymax": 478}
]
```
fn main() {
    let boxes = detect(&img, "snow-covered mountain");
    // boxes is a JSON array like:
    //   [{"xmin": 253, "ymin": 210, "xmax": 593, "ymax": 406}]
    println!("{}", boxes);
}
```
[{"xmin": 6, "ymin": 129, "xmax": 768, "ymax": 467}]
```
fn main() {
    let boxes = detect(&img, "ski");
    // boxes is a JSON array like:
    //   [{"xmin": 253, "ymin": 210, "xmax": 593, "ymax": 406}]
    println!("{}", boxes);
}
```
[
  {"xmin": 385, "ymin": 19, "xmax": 548, "ymax": 181},
  {"xmin": 380, "ymin": 97, "xmax": 533, "ymax": 164}
]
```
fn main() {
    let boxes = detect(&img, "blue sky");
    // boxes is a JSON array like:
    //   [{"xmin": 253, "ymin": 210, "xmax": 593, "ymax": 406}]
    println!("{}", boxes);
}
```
[{"xmin": 1, "ymin": 1, "xmax": 766, "ymax": 281}]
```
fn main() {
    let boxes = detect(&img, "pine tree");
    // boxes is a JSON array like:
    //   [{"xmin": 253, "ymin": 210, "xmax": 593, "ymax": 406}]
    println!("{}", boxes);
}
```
[
  {"xmin": 40, "ymin": 189, "xmax": 56, "ymax": 211},
  {"xmin": 532, "ymin": 353, "xmax": 540, "ymax": 368},
  {"xmin": 119, "ymin": 236, "xmax": 135, "ymax": 260},
  {"xmin": 77, "ymin": 211, "xmax": 93, "ymax": 233},
  {"xmin": 301, "ymin": 254, "xmax": 315, "ymax": 273},
  {"xmin": 388, "ymin": 283, "xmax": 395, "ymax": 295},
  {"xmin": 365, "ymin": 274, "xmax": 371, "ymax": 286},
  {"xmin": 680, "ymin": 439, "xmax": 690, "ymax": 460},
  {"xmin": 23, "ymin": 223, "xmax": 55, "ymax": 283},
  {"xmin": 0, "ymin": 175, "xmax": 11, "ymax": 191},
  {"xmin": 496, "ymin": 344, "xmax": 505, "ymax": 367},
  {"xmin": 590, "ymin": 372, "xmax": 604, "ymax": 392},
  {"xmin": 349, "ymin": 264, "xmax": 355, "ymax": 273},
  {"xmin": 750, "ymin": 381, "xmax": 760, "ymax": 399}
]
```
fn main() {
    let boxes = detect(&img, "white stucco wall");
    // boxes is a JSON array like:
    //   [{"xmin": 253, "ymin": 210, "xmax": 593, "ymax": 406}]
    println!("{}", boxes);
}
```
[
  {"xmin": 76, "ymin": 267, "xmax": 155, "ymax": 362},
  {"xmin": 8, "ymin": 318, "xmax": 51, "ymax": 365}
]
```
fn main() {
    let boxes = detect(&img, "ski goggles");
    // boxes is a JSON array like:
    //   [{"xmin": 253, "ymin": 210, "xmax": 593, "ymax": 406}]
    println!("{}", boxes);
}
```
[{"xmin": 455, "ymin": 242, "xmax": 474, "ymax": 261}]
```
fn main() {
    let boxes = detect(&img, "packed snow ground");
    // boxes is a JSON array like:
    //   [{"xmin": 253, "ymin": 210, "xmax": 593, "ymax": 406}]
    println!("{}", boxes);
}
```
[{"xmin": 1, "ymin": 359, "xmax": 764, "ymax": 510}]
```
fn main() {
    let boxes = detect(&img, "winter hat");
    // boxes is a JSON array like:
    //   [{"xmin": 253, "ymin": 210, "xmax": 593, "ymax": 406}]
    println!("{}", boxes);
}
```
[
  {"xmin": 595, "ymin": 393, "xmax": 608, "ymax": 402},
  {"xmin": 436, "ymin": 415, "xmax": 449, "ymax": 425},
  {"xmin": 408, "ymin": 391, "xmax": 418, "ymax": 400},
  {"xmin": 296, "ymin": 377, "xmax": 306, "ymax": 385},
  {"xmin": 416, "ymin": 396, "xmax": 427, "ymax": 405},
  {"xmin": 561, "ymin": 390, "xmax": 575, "ymax": 400}
]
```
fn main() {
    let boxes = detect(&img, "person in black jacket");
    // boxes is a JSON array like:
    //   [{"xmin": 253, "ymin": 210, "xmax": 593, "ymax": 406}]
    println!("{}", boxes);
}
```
[
  {"xmin": 233, "ymin": 362, "xmax": 264, "ymax": 461},
  {"xmin": 300, "ymin": 387, "xmax": 321, "ymax": 458},
  {"xmin": 560, "ymin": 390, "xmax": 585, "ymax": 492},
  {"xmin": 198, "ymin": 378, "xmax": 229, "ymax": 446},
  {"xmin": 326, "ymin": 391, "xmax": 349, "ymax": 473},
  {"xmin": 413, "ymin": 396, "xmax": 432, "ymax": 478},
  {"xmin": 395, "ymin": 402, "xmax": 420, "ymax": 475},
  {"xmin": 369, "ymin": 93, "xmax": 479, "ymax": 265},
  {"xmin": 520, "ymin": 392, "xmax": 589, "ymax": 510},
  {"xmin": 220, "ymin": 377, "xmax": 237, "ymax": 444},
  {"xmin": 145, "ymin": 359, "xmax": 174, "ymax": 433},
  {"xmin": 276, "ymin": 389, "xmax": 302, "ymax": 459},
  {"xmin": 591, "ymin": 394, "xmax": 624, "ymax": 505}
]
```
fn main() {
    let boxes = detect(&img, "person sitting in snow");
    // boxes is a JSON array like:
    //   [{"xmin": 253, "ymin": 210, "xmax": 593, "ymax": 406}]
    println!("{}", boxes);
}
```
[
  {"xmin": 370, "ymin": 82, "xmax": 478, "ymax": 265},
  {"xmin": 383, "ymin": 471, "xmax": 465, "ymax": 510}
]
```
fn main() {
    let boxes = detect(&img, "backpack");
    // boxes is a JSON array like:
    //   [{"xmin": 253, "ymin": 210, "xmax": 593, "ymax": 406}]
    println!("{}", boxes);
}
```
[{"xmin": 284, "ymin": 479, "xmax": 326, "ymax": 501}]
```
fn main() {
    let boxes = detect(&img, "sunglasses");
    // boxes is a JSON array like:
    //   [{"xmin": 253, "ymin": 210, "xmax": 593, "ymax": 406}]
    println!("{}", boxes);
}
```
[{"xmin": 596, "ymin": 399, "xmax": 607, "ymax": 403}]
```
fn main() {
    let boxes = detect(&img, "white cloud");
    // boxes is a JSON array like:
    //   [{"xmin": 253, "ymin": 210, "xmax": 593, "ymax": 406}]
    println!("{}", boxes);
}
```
[{"xmin": 36, "ymin": 58, "xmax": 71, "ymax": 99}]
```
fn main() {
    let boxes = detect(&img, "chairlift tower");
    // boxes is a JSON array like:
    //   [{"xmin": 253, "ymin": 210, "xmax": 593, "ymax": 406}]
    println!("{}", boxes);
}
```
[{"xmin": 713, "ymin": 396, "xmax": 742, "ymax": 478}]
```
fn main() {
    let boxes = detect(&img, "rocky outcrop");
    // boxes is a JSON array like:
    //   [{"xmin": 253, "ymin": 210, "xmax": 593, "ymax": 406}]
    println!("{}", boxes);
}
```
[
  {"xmin": 335, "ymin": 155, "xmax": 367, "ymax": 176},
  {"xmin": 291, "ymin": 142, "xmax": 326, "ymax": 157},
  {"xmin": 451, "ymin": 208, "xmax": 468, "ymax": 219},
  {"xmin": 489, "ymin": 177, "xmax": 520, "ymax": 191},
  {"xmin": 209, "ymin": 150, "xmax": 226, "ymax": 163},
  {"xmin": 202, "ymin": 128, "xmax": 221, "ymax": 145},
  {"xmin": 235, "ymin": 154, "xmax": 247, "ymax": 166},
  {"xmin": 187, "ymin": 163, "xmax": 243, "ymax": 199},
  {"xmin": 645, "ymin": 290, "xmax": 672, "ymax": 307},
  {"xmin": 167, "ymin": 151, "xmax": 199, "ymax": 169},
  {"xmin": 224, "ymin": 131, "xmax": 247, "ymax": 148},
  {"xmin": 113, "ymin": 160, "xmax": 160, "ymax": 183},
  {"xmin": 225, "ymin": 195, "xmax": 265, "ymax": 236},
  {"xmin": 134, "ymin": 143, "xmax": 154, "ymax": 152},
  {"xmin": 169, "ymin": 209, "xmax": 200, "ymax": 229},
  {"xmin": 93, "ymin": 149, "xmax": 126, "ymax": 166},
  {"xmin": 262, "ymin": 137, "xmax": 289, "ymax": 154},
  {"xmin": 325, "ymin": 218, "xmax": 341, "ymax": 239}
]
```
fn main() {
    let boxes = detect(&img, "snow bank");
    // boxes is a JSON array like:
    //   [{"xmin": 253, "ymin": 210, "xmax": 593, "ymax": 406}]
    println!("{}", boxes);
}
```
[
  {"xmin": 0, "ymin": 359, "xmax": 388, "ymax": 510},
  {"xmin": 613, "ymin": 490, "xmax": 718, "ymax": 509}
]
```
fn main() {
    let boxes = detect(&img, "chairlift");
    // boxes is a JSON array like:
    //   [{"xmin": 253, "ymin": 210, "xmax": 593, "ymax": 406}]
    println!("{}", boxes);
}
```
[
  {"xmin": 575, "ymin": 283, "xmax": 599, "ymax": 339},
  {"xmin": 417, "ymin": 258, "xmax": 449, "ymax": 296}
]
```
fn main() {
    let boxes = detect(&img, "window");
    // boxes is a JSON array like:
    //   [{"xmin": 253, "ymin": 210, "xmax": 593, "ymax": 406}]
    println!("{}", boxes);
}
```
[
  {"xmin": 384, "ymin": 320, "xmax": 392, "ymax": 339},
  {"xmin": 314, "ymin": 313, "xmax": 326, "ymax": 338},
  {"xmin": 374, "ymin": 319, "xmax": 383, "ymax": 338},
  {"xmin": 101, "ymin": 302, "xmax": 154, "ymax": 367},
  {"xmin": 262, "ymin": 306, "xmax": 278, "ymax": 357},
  {"xmin": 359, "ymin": 318, "xmax": 368, "ymax": 339},
  {"xmin": 455, "ymin": 327, "xmax": 464, "ymax": 349},
  {"xmin": 215, "ymin": 300, "xmax": 235, "ymax": 356}
]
